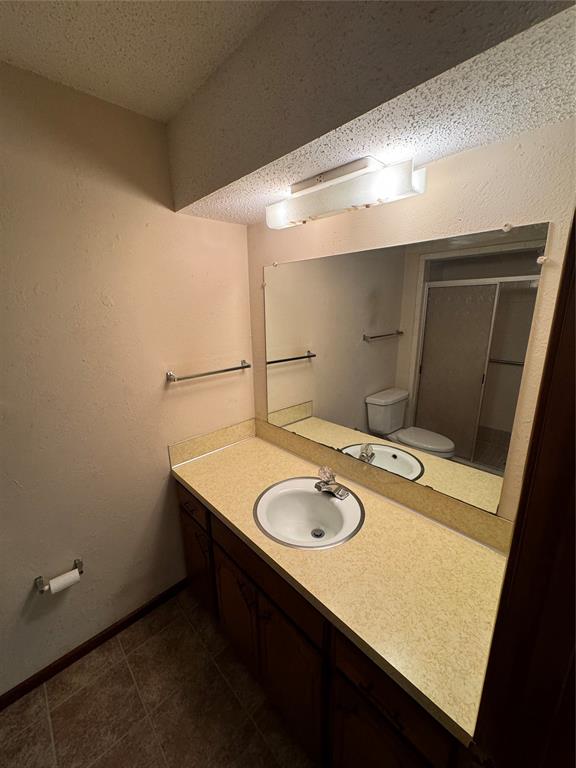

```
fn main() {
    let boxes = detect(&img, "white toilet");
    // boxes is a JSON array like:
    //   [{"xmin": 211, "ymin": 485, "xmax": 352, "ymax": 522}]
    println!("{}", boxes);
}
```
[{"xmin": 365, "ymin": 388, "xmax": 455, "ymax": 459}]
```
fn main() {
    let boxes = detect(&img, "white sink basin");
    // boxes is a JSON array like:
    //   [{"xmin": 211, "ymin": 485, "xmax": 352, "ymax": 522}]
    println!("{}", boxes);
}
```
[
  {"xmin": 254, "ymin": 477, "xmax": 364, "ymax": 549},
  {"xmin": 341, "ymin": 443, "xmax": 424, "ymax": 481}
]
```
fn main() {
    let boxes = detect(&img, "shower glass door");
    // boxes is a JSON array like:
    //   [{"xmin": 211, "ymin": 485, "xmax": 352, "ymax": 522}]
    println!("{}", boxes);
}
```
[
  {"xmin": 415, "ymin": 283, "xmax": 497, "ymax": 461},
  {"xmin": 473, "ymin": 279, "xmax": 538, "ymax": 469}
]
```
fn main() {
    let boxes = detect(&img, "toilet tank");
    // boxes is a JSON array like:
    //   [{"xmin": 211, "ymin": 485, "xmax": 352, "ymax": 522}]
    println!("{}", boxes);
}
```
[{"xmin": 365, "ymin": 388, "xmax": 409, "ymax": 435}]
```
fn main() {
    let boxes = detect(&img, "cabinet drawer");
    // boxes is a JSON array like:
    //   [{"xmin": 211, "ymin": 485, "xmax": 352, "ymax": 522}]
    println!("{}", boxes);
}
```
[
  {"xmin": 333, "ymin": 631, "xmax": 455, "ymax": 767},
  {"xmin": 212, "ymin": 516, "xmax": 325, "ymax": 648},
  {"xmin": 176, "ymin": 482, "xmax": 209, "ymax": 531}
]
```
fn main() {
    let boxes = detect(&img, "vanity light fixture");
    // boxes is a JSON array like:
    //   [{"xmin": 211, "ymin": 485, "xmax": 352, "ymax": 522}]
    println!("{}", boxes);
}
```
[{"xmin": 265, "ymin": 157, "xmax": 426, "ymax": 230}]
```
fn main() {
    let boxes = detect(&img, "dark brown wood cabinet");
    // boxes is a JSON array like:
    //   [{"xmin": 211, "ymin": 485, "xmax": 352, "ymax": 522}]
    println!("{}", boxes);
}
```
[
  {"xmin": 332, "ymin": 631, "xmax": 454, "ymax": 767},
  {"xmin": 331, "ymin": 674, "xmax": 427, "ymax": 768},
  {"xmin": 177, "ymin": 482, "xmax": 458, "ymax": 768},
  {"xmin": 213, "ymin": 545, "xmax": 259, "ymax": 674},
  {"xmin": 179, "ymin": 509, "xmax": 214, "ymax": 610},
  {"xmin": 258, "ymin": 592, "xmax": 324, "ymax": 760}
]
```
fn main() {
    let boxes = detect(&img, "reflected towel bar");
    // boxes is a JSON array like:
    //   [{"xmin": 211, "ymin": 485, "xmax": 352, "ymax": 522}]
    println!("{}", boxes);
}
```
[
  {"xmin": 362, "ymin": 330, "xmax": 403, "ymax": 342},
  {"xmin": 488, "ymin": 358, "xmax": 524, "ymax": 367},
  {"xmin": 166, "ymin": 360, "xmax": 251, "ymax": 382},
  {"xmin": 267, "ymin": 351, "xmax": 317, "ymax": 365}
]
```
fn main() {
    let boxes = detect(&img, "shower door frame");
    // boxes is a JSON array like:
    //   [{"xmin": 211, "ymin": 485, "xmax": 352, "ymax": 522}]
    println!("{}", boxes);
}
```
[{"xmin": 413, "ymin": 274, "xmax": 539, "ymax": 467}]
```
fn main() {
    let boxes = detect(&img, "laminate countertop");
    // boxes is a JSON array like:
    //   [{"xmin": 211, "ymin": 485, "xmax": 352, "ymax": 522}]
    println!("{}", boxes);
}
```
[
  {"xmin": 284, "ymin": 417, "xmax": 503, "ymax": 515},
  {"xmin": 172, "ymin": 436, "xmax": 506, "ymax": 743}
]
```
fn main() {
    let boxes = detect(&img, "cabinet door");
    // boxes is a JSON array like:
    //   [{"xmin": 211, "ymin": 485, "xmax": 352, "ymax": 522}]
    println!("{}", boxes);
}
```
[
  {"xmin": 332, "ymin": 674, "xmax": 427, "ymax": 768},
  {"xmin": 258, "ymin": 593, "xmax": 323, "ymax": 761},
  {"xmin": 213, "ymin": 546, "xmax": 259, "ymax": 673},
  {"xmin": 179, "ymin": 510, "xmax": 214, "ymax": 610},
  {"xmin": 332, "ymin": 631, "xmax": 454, "ymax": 767}
]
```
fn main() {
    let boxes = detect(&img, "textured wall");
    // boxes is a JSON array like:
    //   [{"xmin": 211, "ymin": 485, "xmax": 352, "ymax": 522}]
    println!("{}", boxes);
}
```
[
  {"xmin": 264, "ymin": 247, "xmax": 405, "ymax": 431},
  {"xmin": 247, "ymin": 119, "xmax": 575, "ymax": 522},
  {"xmin": 169, "ymin": 0, "xmax": 568, "ymax": 210},
  {"xmin": 0, "ymin": 64, "xmax": 253, "ymax": 694}
]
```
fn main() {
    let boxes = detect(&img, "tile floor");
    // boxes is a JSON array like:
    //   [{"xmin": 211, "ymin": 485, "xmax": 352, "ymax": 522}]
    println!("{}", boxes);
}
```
[
  {"xmin": 0, "ymin": 587, "xmax": 317, "ymax": 768},
  {"xmin": 469, "ymin": 426, "xmax": 510, "ymax": 474}
]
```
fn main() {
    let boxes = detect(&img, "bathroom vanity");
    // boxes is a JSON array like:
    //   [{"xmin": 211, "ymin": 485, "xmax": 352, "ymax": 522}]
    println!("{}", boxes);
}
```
[{"xmin": 172, "ymin": 436, "xmax": 506, "ymax": 767}]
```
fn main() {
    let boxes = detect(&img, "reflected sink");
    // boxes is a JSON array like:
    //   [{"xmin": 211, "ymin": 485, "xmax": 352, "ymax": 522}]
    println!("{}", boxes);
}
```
[
  {"xmin": 341, "ymin": 444, "xmax": 424, "ymax": 481},
  {"xmin": 254, "ymin": 477, "xmax": 364, "ymax": 549}
]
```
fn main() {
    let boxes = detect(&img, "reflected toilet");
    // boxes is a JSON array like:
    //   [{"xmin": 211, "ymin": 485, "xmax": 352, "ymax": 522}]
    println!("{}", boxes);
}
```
[{"xmin": 365, "ymin": 388, "xmax": 455, "ymax": 459}]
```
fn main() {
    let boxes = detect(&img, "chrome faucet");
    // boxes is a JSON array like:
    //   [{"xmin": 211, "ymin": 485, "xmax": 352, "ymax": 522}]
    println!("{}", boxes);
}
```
[
  {"xmin": 359, "ymin": 443, "xmax": 375, "ymax": 464},
  {"xmin": 315, "ymin": 466, "xmax": 350, "ymax": 500}
]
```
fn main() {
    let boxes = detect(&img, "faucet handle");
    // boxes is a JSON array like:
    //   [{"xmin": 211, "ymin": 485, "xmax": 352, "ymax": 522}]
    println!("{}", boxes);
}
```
[{"xmin": 318, "ymin": 466, "xmax": 335, "ymax": 483}]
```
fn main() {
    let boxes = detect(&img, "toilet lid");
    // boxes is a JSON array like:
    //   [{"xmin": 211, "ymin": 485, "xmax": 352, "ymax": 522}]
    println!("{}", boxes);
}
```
[{"xmin": 394, "ymin": 427, "xmax": 455, "ymax": 453}]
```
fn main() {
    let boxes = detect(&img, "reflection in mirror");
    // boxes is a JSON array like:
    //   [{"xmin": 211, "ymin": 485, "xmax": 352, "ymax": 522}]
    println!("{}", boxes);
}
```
[{"xmin": 264, "ymin": 224, "xmax": 548, "ymax": 515}]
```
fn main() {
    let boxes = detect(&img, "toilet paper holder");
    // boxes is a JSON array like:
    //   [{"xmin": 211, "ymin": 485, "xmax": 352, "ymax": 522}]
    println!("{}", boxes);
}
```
[{"xmin": 35, "ymin": 559, "xmax": 83, "ymax": 594}]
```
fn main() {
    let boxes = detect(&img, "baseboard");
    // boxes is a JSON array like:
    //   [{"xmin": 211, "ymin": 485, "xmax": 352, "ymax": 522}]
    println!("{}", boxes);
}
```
[{"xmin": 0, "ymin": 578, "xmax": 187, "ymax": 712}]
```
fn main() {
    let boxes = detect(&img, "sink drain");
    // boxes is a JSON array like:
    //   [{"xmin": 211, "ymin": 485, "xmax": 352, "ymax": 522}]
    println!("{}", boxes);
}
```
[{"xmin": 311, "ymin": 528, "xmax": 325, "ymax": 539}]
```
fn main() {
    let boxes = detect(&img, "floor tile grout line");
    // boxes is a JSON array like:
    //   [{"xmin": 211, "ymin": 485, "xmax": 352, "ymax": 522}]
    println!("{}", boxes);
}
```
[
  {"xmin": 52, "ymin": 608, "xmax": 179, "ymax": 768},
  {"xmin": 47, "ymin": 592, "xmax": 188, "ymax": 713},
  {"xmin": 141, "ymin": 714, "xmax": 170, "ymax": 768},
  {"xmin": 0, "ymin": 691, "xmax": 47, "ymax": 748},
  {"xmin": 46, "ymin": 636, "xmax": 122, "ymax": 712},
  {"xmin": 117, "ymin": 592, "xmax": 187, "ymax": 656},
  {"xmin": 176, "ymin": 596, "xmax": 282, "ymax": 762},
  {"xmin": 211, "ymin": 652, "xmax": 283, "ymax": 768},
  {"xmin": 43, "ymin": 683, "xmax": 59, "ymax": 768},
  {"xmin": 45, "ymin": 635, "xmax": 124, "ymax": 715},
  {"xmin": 59, "ymin": 648, "xmax": 149, "ymax": 768},
  {"xmin": 119, "ymin": 629, "xmax": 170, "ymax": 768}
]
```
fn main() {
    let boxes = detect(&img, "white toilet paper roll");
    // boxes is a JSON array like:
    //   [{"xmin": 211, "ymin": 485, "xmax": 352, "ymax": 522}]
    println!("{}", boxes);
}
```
[{"xmin": 49, "ymin": 568, "xmax": 81, "ymax": 594}]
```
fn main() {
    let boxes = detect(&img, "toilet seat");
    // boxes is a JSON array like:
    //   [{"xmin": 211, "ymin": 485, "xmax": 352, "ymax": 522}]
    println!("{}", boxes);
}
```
[{"xmin": 389, "ymin": 427, "xmax": 455, "ymax": 457}]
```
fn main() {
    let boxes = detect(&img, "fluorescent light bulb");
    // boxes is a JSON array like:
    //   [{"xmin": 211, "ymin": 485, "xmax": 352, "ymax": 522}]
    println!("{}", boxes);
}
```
[{"xmin": 265, "ymin": 159, "xmax": 426, "ymax": 230}]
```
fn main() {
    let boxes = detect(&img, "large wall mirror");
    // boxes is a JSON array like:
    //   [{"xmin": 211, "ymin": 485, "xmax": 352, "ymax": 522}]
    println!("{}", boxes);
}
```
[{"xmin": 264, "ymin": 223, "xmax": 548, "ymax": 516}]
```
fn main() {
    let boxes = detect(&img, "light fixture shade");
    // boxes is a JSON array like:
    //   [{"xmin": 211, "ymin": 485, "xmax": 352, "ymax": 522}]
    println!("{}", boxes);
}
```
[{"xmin": 265, "ymin": 159, "xmax": 426, "ymax": 230}]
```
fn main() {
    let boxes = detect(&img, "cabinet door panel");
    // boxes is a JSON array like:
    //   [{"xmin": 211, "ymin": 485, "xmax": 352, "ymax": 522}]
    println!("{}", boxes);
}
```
[
  {"xmin": 332, "ymin": 674, "xmax": 428, "ymax": 768},
  {"xmin": 258, "ymin": 593, "xmax": 323, "ymax": 761},
  {"xmin": 179, "ymin": 510, "xmax": 214, "ymax": 610},
  {"xmin": 214, "ymin": 546, "xmax": 258, "ymax": 673},
  {"xmin": 212, "ymin": 516, "xmax": 324, "ymax": 647},
  {"xmin": 333, "ymin": 631, "xmax": 454, "ymax": 766}
]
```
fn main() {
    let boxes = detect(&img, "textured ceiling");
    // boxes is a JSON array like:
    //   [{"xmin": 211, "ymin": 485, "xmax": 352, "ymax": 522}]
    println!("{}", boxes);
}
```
[
  {"xmin": 0, "ymin": 1, "xmax": 272, "ymax": 121},
  {"xmin": 183, "ymin": 8, "xmax": 575, "ymax": 224}
]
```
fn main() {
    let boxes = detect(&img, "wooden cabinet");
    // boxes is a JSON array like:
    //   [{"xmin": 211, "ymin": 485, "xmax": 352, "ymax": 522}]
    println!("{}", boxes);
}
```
[
  {"xmin": 213, "ymin": 545, "xmax": 259, "ymax": 674},
  {"xmin": 258, "ymin": 593, "xmax": 324, "ymax": 761},
  {"xmin": 332, "ymin": 631, "xmax": 455, "ymax": 767},
  {"xmin": 331, "ymin": 674, "xmax": 428, "ymax": 768},
  {"xmin": 212, "ymin": 516, "xmax": 324, "ymax": 648},
  {"xmin": 176, "ymin": 481, "xmax": 458, "ymax": 768},
  {"xmin": 179, "ymin": 509, "xmax": 214, "ymax": 611},
  {"xmin": 176, "ymin": 482, "xmax": 209, "ymax": 530}
]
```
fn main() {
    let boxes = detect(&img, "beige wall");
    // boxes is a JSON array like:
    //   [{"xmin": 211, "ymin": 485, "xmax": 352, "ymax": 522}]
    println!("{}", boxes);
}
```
[
  {"xmin": 264, "ymin": 248, "xmax": 405, "ymax": 432},
  {"xmin": 248, "ymin": 119, "xmax": 575, "ymax": 522},
  {"xmin": 0, "ymin": 64, "xmax": 253, "ymax": 694}
]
